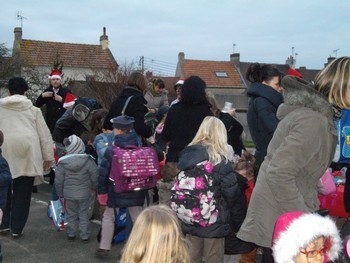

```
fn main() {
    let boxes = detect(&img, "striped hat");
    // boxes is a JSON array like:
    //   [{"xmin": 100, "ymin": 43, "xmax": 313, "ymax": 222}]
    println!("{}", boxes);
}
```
[{"xmin": 63, "ymin": 135, "xmax": 85, "ymax": 154}]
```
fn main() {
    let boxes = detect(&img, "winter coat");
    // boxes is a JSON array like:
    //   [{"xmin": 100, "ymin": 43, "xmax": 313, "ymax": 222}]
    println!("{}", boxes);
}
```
[
  {"xmin": 237, "ymin": 81, "xmax": 337, "ymax": 248},
  {"xmin": 219, "ymin": 112, "xmax": 245, "ymax": 155},
  {"xmin": 93, "ymin": 132, "xmax": 114, "ymax": 168},
  {"xmin": 225, "ymin": 172, "xmax": 256, "ymax": 254},
  {"xmin": 144, "ymin": 87, "xmax": 169, "ymax": 111},
  {"xmin": 0, "ymin": 149, "xmax": 12, "ymax": 210},
  {"xmin": 176, "ymin": 144, "xmax": 238, "ymax": 238},
  {"xmin": 55, "ymin": 154, "xmax": 98, "ymax": 200},
  {"xmin": 247, "ymin": 82, "xmax": 283, "ymax": 166},
  {"xmin": 0, "ymin": 95, "xmax": 54, "ymax": 179},
  {"xmin": 103, "ymin": 86, "xmax": 153, "ymax": 139},
  {"xmin": 35, "ymin": 86, "xmax": 71, "ymax": 132},
  {"xmin": 161, "ymin": 102, "xmax": 213, "ymax": 162},
  {"xmin": 52, "ymin": 108, "xmax": 86, "ymax": 143},
  {"xmin": 98, "ymin": 131, "xmax": 148, "ymax": 207}
]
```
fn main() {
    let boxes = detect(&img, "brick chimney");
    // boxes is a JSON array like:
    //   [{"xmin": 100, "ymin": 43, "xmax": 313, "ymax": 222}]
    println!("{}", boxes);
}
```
[
  {"xmin": 13, "ymin": 27, "xmax": 22, "ymax": 58},
  {"xmin": 324, "ymin": 56, "xmax": 335, "ymax": 67},
  {"xmin": 230, "ymin": 53, "xmax": 240, "ymax": 66},
  {"xmin": 100, "ymin": 27, "xmax": 109, "ymax": 50},
  {"xmin": 175, "ymin": 52, "xmax": 185, "ymax": 77}
]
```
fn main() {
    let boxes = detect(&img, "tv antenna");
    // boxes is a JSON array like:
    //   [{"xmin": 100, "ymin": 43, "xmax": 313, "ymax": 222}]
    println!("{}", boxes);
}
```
[
  {"xmin": 333, "ymin": 49, "xmax": 340, "ymax": 57},
  {"xmin": 17, "ymin": 11, "xmax": 27, "ymax": 28}
]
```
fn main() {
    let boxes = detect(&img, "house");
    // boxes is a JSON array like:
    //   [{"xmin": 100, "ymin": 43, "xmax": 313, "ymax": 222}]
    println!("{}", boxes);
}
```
[
  {"xmin": 175, "ymin": 52, "xmax": 324, "ymax": 141},
  {"xmin": 6, "ymin": 27, "xmax": 119, "ymax": 102}
]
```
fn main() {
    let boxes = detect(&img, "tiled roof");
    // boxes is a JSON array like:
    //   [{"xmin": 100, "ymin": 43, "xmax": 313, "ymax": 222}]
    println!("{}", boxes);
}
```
[
  {"xmin": 182, "ymin": 59, "xmax": 242, "ymax": 88},
  {"xmin": 20, "ymin": 39, "xmax": 118, "ymax": 69}
]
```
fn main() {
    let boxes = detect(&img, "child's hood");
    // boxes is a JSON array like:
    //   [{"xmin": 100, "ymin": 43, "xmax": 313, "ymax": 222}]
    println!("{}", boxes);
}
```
[{"xmin": 57, "ymin": 154, "xmax": 94, "ymax": 171}]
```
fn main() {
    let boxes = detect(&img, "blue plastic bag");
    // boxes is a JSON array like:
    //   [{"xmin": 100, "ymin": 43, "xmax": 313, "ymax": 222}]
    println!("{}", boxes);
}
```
[{"xmin": 47, "ymin": 198, "xmax": 67, "ymax": 231}]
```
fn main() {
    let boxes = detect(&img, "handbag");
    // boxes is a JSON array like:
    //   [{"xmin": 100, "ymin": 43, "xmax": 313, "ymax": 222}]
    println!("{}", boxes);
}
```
[{"xmin": 317, "ymin": 168, "xmax": 337, "ymax": 195}]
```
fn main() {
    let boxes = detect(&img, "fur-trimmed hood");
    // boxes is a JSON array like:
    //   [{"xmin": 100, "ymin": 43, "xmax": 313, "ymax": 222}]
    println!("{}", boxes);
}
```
[
  {"xmin": 272, "ymin": 212, "xmax": 341, "ymax": 263},
  {"xmin": 278, "ymin": 76, "xmax": 334, "ymax": 121}
]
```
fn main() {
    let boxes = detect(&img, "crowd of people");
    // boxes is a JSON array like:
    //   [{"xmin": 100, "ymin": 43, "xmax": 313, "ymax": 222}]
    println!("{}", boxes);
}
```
[{"xmin": 0, "ymin": 57, "xmax": 349, "ymax": 263}]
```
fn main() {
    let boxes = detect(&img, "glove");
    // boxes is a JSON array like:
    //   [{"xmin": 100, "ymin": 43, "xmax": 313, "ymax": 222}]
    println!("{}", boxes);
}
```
[{"xmin": 98, "ymin": 194, "xmax": 108, "ymax": 206}]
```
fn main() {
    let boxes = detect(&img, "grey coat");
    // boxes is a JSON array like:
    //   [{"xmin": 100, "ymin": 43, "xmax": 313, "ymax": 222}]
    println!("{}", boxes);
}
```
[
  {"xmin": 55, "ymin": 154, "xmax": 98, "ymax": 200},
  {"xmin": 237, "ymin": 81, "xmax": 337, "ymax": 248}
]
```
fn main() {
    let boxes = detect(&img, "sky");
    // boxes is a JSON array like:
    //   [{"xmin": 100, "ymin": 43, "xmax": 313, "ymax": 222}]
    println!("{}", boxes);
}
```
[{"xmin": 1, "ymin": 0, "xmax": 349, "ymax": 76}]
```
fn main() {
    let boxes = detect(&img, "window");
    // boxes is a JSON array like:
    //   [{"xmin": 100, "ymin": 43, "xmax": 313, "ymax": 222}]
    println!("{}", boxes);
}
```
[{"xmin": 215, "ymin": 71, "xmax": 228, "ymax": 78}]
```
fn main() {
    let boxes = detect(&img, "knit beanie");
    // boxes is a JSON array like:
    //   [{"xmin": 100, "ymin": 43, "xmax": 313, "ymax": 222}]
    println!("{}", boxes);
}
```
[
  {"xmin": 63, "ymin": 135, "xmax": 85, "ymax": 154},
  {"xmin": 272, "ymin": 211, "xmax": 341, "ymax": 263}
]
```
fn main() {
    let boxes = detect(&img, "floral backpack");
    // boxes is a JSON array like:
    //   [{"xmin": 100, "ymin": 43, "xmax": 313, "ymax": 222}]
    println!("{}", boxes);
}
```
[{"xmin": 169, "ymin": 161, "xmax": 219, "ymax": 227}]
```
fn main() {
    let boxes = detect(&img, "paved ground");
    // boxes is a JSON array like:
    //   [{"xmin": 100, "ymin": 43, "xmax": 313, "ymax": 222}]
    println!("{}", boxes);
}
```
[{"xmin": 1, "ymin": 180, "xmax": 123, "ymax": 263}]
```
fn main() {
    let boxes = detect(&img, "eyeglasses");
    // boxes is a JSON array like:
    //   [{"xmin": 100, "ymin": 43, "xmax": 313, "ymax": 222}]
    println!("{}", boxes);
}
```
[{"xmin": 300, "ymin": 247, "xmax": 328, "ymax": 259}]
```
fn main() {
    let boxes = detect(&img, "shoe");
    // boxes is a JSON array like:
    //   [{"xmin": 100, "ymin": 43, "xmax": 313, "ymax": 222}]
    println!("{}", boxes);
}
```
[
  {"xmin": 81, "ymin": 238, "xmax": 89, "ymax": 244},
  {"xmin": 95, "ymin": 248, "xmax": 109, "ymax": 259},
  {"xmin": 0, "ymin": 228, "xmax": 10, "ymax": 235},
  {"xmin": 12, "ymin": 233, "xmax": 23, "ymax": 239},
  {"xmin": 67, "ymin": 235, "xmax": 76, "ymax": 241}
]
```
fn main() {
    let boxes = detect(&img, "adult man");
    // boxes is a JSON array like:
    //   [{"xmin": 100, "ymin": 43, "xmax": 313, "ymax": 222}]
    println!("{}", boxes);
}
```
[
  {"xmin": 0, "ymin": 77, "xmax": 54, "ymax": 238},
  {"xmin": 35, "ymin": 69, "xmax": 71, "ymax": 133}
]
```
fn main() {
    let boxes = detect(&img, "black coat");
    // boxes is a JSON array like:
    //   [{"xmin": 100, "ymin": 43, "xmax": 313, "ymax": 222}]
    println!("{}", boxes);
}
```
[
  {"xmin": 162, "ymin": 102, "xmax": 212, "ymax": 162},
  {"xmin": 103, "ymin": 87, "xmax": 153, "ymax": 139},
  {"xmin": 219, "ymin": 112, "xmax": 245, "ymax": 155},
  {"xmin": 246, "ymin": 82, "xmax": 283, "ymax": 166},
  {"xmin": 225, "ymin": 172, "xmax": 256, "ymax": 254},
  {"xmin": 177, "ymin": 144, "xmax": 238, "ymax": 238},
  {"xmin": 35, "ymin": 86, "xmax": 71, "ymax": 132}
]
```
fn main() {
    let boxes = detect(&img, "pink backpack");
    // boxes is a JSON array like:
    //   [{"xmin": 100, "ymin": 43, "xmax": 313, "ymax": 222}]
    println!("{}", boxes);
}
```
[{"xmin": 109, "ymin": 145, "xmax": 159, "ymax": 193}]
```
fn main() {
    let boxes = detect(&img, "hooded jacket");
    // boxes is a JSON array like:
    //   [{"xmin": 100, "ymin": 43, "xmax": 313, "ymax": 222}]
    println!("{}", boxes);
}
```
[
  {"xmin": 237, "ymin": 77, "xmax": 338, "ymax": 248},
  {"xmin": 176, "ymin": 144, "xmax": 238, "ymax": 238},
  {"xmin": 103, "ymin": 86, "xmax": 153, "ymax": 139},
  {"xmin": 144, "ymin": 85, "xmax": 169, "ymax": 111},
  {"xmin": 55, "ymin": 154, "xmax": 98, "ymax": 200},
  {"xmin": 246, "ymin": 82, "xmax": 283, "ymax": 165},
  {"xmin": 0, "ymin": 95, "xmax": 54, "ymax": 179}
]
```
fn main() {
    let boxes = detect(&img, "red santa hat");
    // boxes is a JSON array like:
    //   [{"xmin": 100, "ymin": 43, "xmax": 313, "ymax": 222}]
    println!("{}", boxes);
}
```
[
  {"xmin": 49, "ymin": 69, "xmax": 62, "ymax": 80},
  {"xmin": 287, "ymin": 68, "xmax": 303, "ymax": 79},
  {"xmin": 63, "ymin": 93, "xmax": 76, "ymax": 109},
  {"xmin": 272, "ymin": 211, "xmax": 341, "ymax": 263}
]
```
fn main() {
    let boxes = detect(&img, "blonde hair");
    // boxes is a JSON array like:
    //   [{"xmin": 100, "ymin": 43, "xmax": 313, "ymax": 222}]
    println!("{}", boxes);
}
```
[
  {"xmin": 206, "ymin": 92, "xmax": 220, "ymax": 117},
  {"xmin": 120, "ymin": 205, "xmax": 190, "ymax": 263},
  {"xmin": 189, "ymin": 116, "xmax": 230, "ymax": 165},
  {"xmin": 315, "ymin": 57, "xmax": 350, "ymax": 109}
]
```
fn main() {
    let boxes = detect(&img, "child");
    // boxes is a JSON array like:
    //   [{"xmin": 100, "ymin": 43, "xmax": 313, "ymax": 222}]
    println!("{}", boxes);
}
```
[
  {"xmin": 95, "ymin": 115, "xmax": 146, "ymax": 258},
  {"xmin": 172, "ymin": 116, "xmax": 238, "ymax": 263},
  {"xmin": 0, "ymin": 130, "xmax": 12, "ymax": 262},
  {"xmin": 224, "ymin": 152, "xmax": 256, "ymax": 263},
  {"xmin": 120, "ymin": 205, "xmax": 191, "ymax": 263},
  {"xmin": 272, "ymin": 211, "xmax": 341, "ymax": 263},
  {"xmin": 55, "ymin": 134, "xmax": 98, "ymax": 242}
]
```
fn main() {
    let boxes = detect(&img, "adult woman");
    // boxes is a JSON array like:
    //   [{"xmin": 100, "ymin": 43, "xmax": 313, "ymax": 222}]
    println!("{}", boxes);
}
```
[
  {"xmin": 237, "ymin": 58, "xmax": 350, "ymax": 262},
  {"xmin": 161, "ymin": 76, "xmax": 212, "ymax": 163},
  {"xmin": 103, "ymin": 71, "xmax": 153, "ymax": 140},
  {"xmin": 144, "ymin": 78, "xmax": 169, "ymax": 114},
  {"xmin": 246, "ymin": 63, "xmax": 283, "ymax": 172},
  {"xmin": 0, "ymin": 77, "xmax": 54, "ymax": 237}
]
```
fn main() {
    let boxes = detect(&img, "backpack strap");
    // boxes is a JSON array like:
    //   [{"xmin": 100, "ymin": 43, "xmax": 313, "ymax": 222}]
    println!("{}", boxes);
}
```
[{"xmin": 121, "ymin": 96, "xmax": 134, "ymax": 116}]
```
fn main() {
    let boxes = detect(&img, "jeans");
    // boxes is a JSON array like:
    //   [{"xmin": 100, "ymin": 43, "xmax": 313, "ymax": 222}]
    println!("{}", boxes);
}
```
[{"xmin": 1, "ymin": 176, "xmax": 34, "ymax": 234}]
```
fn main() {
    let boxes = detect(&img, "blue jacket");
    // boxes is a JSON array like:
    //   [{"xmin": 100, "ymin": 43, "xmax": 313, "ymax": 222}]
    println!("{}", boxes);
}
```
[
  {"xmin": 0, "ymin": 148, "xmax": 12, "ymax": 209},
  {"xmin": 98, "ymin": 131, "xmax": 148, "ymax": 207},
  {"xmin": 247, "ymin": 82, "xmax": 283, "ymax": 166}
]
